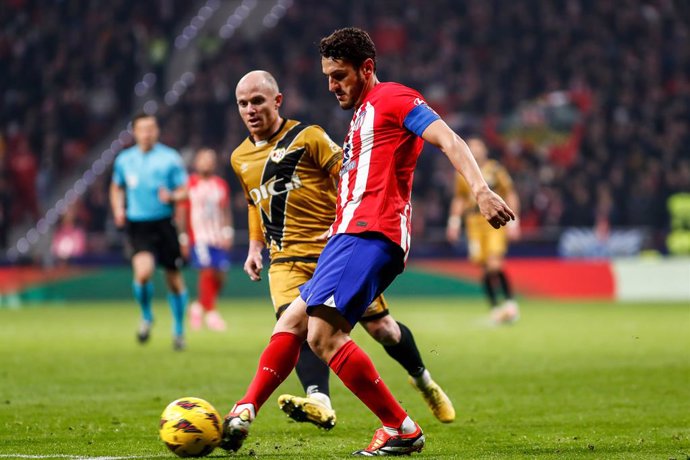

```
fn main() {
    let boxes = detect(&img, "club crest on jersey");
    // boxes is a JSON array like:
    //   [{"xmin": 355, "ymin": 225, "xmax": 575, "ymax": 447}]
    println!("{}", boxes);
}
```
[
  {"xmin": 351, "ymin": 106, "xmax": 369, "ymax": 131},
  {"xmin": 126, "ymin": 173, "xmax": 139, "ymax": 188},
  {"xmin": 270, "ymin": 147, "xmax": 288, "ymax": 163}
]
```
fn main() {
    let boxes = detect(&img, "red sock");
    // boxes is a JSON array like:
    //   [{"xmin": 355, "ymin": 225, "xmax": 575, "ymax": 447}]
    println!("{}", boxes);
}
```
[
  {"xmin": 329, "ymin": 340, "xmax": 408, "ymax": 428},
  {"xmin": 237, "ymin": 332, "xmax": 302, "ymax": 412},
  {"xmin": 199, "ymin": 269, "xmax": 219, "ymax": 312}
]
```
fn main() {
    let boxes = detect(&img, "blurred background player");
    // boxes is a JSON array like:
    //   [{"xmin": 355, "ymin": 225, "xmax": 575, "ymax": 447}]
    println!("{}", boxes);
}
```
[
  {"xmin": 446, "ymin": 136, "xmax": 521, "ymax": 324},
  {"xmin": 180, "ymin": 148, "xmax": 234, "ymax": 332},
  {"xmin": 110, "ymin": 113, "xmax": 189, "ymax": 350},
  {"xmin": 231, "ymin": 70, "xmax": 455, "ymax": 430}
]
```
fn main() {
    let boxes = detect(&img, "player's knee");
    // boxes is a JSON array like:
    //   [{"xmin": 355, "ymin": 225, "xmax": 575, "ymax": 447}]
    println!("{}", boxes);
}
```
[{"xmin": 363, "ymin": 316, "xmax": 400, "ymax": 346}]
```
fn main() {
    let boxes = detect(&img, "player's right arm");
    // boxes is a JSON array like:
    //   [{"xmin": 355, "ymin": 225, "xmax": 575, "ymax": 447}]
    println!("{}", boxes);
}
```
[
  {"xmin": 110, "ymin": 157, "xmax": 126, "ymax": 228},
  {"xmin": 244, "ymin": 204, "xmax": 265, "ymax": 281},
  {"xmin": 446, "ymin": 196, "xmax": 466, "ymax": 243},
  {"xmin": 447, "ymin": 173, "xmax": 471, "ymax": 242}
]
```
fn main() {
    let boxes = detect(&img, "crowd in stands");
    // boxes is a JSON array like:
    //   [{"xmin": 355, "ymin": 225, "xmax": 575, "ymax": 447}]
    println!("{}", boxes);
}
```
[
  {"xmin": 2, "ymin": 0, "xmax": 689, "ymax": 255},
  {"xmin": 0, "ymin": 0, "xmax": 191, "ymax": 251}
]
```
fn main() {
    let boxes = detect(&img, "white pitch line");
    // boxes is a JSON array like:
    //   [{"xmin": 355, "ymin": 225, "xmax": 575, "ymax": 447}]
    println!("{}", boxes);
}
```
[{"xmin": 0, "ymin": 455, "xmax": 168, "ymax": 460}]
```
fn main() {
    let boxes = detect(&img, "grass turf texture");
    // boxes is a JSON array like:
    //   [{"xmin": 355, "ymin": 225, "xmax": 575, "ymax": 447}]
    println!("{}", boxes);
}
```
[{"xmin": 0, "ymin": 298, "xmax": 688, "ymax": 459}]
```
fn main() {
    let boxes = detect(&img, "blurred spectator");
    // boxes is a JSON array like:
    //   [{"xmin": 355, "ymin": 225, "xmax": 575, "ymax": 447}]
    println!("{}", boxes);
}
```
[
  {"xmin": 0, "ymin": 0, "xmax": 191, "ymax": 237},
  {"xmin": 51, "ymin": 206, "xmax": 87, "ymax": 265}
]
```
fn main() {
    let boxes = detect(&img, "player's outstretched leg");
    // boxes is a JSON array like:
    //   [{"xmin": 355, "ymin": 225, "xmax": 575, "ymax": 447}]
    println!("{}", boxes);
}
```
[
  {"xmin": 353, "ymin": 422, "xmax": 425, "ymax": 456},
  {"xmin": 220, "ymin": 332, "xmax": 302, "ymax": 452},
  {"xmin": 278, "ymin": 341, "xmax": 336, "ymax": 429},
  {"xmin": 328, "ymin": 339, "xmax": 425, "ymax": 455}
]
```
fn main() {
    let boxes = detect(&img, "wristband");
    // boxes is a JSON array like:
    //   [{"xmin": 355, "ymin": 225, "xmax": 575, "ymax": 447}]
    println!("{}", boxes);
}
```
[
  {"xmin": 178, "ymin": 232, "xmax": 189, "ymax": 245},
  {"xmin": 222, "ymin": 226, "xmax": 235, "ymax": 239},
  {"xmin": 447, "ymin": 216, "xmax": 461, "ymax": 227}
]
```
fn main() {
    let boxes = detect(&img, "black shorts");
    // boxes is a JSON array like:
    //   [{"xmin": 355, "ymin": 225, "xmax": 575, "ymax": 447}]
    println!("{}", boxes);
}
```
[{"xmin": 126, "ymin": 218, "xmax": 183, "ymax": 270}]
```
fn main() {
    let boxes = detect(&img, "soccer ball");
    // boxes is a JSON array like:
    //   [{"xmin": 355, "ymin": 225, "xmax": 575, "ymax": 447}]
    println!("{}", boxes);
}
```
[{"xmin": 159, "ymin": 397, "xmax": 222, "ymax": 457}]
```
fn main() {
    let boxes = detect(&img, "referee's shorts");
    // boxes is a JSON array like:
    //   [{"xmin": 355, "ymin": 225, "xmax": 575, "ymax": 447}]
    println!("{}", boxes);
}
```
[{"xmin": 126, "ymin": 218, "xmax": 184, "ymax": 270}]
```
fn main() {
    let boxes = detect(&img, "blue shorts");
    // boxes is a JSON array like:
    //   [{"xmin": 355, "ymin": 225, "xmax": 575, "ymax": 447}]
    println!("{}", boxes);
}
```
[
  {"xmin": 190, "ymin": 244, "xmax": 231, "ymax": 271},
  {"xmin": 299, "ymin": 233, "xmax": 404, "ymax": 327}
]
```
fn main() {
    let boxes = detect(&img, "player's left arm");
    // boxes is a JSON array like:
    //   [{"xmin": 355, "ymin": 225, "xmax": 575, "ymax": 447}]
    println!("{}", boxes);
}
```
[
  {"xmin": 421, "ymin": 120, "xmax": 515, "ymax": 228},
  {"xmin": 220, "ymin": 181, "xmax": 235, "ymax": 250},
  {"xmin": 307, "ymin": 125, "xmax": 343, "ymax": 181}
]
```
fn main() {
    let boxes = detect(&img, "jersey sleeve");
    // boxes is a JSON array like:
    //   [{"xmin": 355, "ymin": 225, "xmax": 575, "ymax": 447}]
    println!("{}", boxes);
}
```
[
  {"xmin": 386, "ymin": 85, "xmax": 440, "ymax": 137},
  {"xmin": 230, "ymin": 150, "xmax": 253, "ymax": 204},
  {"xmin": 112, "ymin": 155, "xmax": 125, "ymax": 186},
  {"xmin": 304, "ymin": 125, "xmax": 343, "ymax": 174},
  {"xmin": 170, "ymin": 154, "xmax": 188, "ymax": 189}
]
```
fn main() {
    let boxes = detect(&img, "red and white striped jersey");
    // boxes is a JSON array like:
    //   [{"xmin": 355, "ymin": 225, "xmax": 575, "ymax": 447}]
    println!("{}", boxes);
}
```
[
  {"xmin": 187, "ymin": 174, "xmax": 230, "ymax": 247},
  {"xmin": 329, "ymin": 82, "xmax": 440, "ymax": 258}
]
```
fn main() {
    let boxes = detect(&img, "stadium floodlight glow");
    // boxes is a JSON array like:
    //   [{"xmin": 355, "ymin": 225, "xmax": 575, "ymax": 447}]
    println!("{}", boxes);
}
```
[
  {"xmin": 173, "ymin": 81, "xmax": 187, "ymax": 93},
  {"xmin": 135, "ymin": 82, "xmax": 148, "ymax": 97},
  {"xmin": 118, "ymin": 131, "xmax": 132, "ymax": 145},
  {"xmin": 46, "ymin": 208, "xmax": 58, "ymax": 222},
  {"xmin": 110, "ymin": 140, "xmax": 122, "ymax": 151},
  {"xmin": 175, "ymin": 36, "xmax": 189, "ymax": 49},
  {"xmin": 83, "ymin": 170, "xmax": 96, "ymax": 184},
  {"xmin": 263, "ymin": 14, "xmax": 277, "ymax": 27},
  {"xmin": 191, "ymin": 16, "xmax": 205, "ymax": 28},
  {"xmin": 46, "ymin": 210, "xmax": 59, "ymax": 225},
  {"xmin": 243, "ymin": 0, "xmax": 258, "ymax": 8},
  {"xmin": 17, "ymin": 238, "xmax": 29, "ymax": 254},
  {"xmin": 27, "ymin": 229, "xmax": 39, "ymax": 244},
  {"xmin": 219, "ymin": 25, "xmax": 235, "ymax": 39},
  {"xmin": 183, "ymin": 25, "xmax": 197, "ymax": 39},
  {"xmin": 65, "ymin": 189, "xmax": 78, "ymax": 205},
  {"xmin": 37, "ymin": 219, "xmax": 49, "ymax": 235},
  {"xmin": 236, "ymin": 5, "xmax": 251, "ymax": 19},
  {"xmin": 74, "ymin": 178, "xmax": 87, "ymax": 195},
  {"xmin": 143, "ymin": 73, "xmax": 157, "ymax": 86},
  {"xmin": 206, "ymin": 0, "xmax": 220, "ymax": 10},
  {"xmin": 181, "ymin": 72, "xmax": 195, "ymax": 85},
  {"xmin": 165, "ymin": 91, "xmax": 180, "ymax": 106},
  {"xmin": 143, "ymin": 100, "xmax": 158, "ymax": 114},
  {"xmin": 100, "ymin": 149, "xmax": 112, "ymax": 160},
  {"xmin": 227, "ymin": 14, "xmax": 242, "ymax": 27},
  {"xmin": 199, "ymin": 6, "xmax": 213, "ymax": 20}
]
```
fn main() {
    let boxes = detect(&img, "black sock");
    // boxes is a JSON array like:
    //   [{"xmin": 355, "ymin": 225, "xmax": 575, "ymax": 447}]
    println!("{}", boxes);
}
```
[
  {"xmin": 496, "ymin": 269, "xmax": 513, "ymax": 300},
  {"xmin": 482, "ymin": 271, "xmax": 499, "ymax": 307},
  {"xmin": 294, "ymin": 341, "xmax": 330, "ymax": 396},
  {"xmin": 383, "ymin": 321, "xmax": 426, "ymax": 377}
]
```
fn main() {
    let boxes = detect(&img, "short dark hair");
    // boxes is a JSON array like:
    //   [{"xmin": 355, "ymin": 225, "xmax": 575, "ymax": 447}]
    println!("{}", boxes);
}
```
[
  {"xmin": 132, "ymin": 112, "xmax": 156, "ymax": 127},
  {"xmin": 319, "ymin": 27, "xmax": 376, "ymax": 70}
]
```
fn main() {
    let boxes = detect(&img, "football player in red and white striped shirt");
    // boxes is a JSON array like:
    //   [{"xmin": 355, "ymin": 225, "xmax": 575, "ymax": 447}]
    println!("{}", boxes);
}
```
[
  {"xmin": 220, "ymin": 28, "xmax": 514, "ymax": 456},
  {"xmin": 180, "ymin": 148, "xmax": 234, "ymax": 331}
]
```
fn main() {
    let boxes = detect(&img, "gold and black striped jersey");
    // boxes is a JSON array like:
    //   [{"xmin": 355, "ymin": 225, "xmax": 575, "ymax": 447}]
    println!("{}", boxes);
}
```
[
  {"xmin": 454, "ymin": 159, "xmax": 514, "ymax": 215},
  {"xmin": 231, "ymin": 119, "xmax": 342, "ymax": 261}
]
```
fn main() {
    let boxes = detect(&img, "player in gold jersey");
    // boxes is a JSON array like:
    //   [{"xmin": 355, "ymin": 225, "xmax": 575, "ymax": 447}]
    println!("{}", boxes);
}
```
[
  {"xmin": 231, "ymin": 70, "xmax": 455, "ymax": 429},
  {"xmin": 446, "ymin": 136, "xmax": 521, "ymax": 324}
]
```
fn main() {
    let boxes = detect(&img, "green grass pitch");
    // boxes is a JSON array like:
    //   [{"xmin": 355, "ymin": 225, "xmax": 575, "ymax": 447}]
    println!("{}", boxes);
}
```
[{"xmin": 0, "ymin": 298, "xmax": 688, "ymax": 459}]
